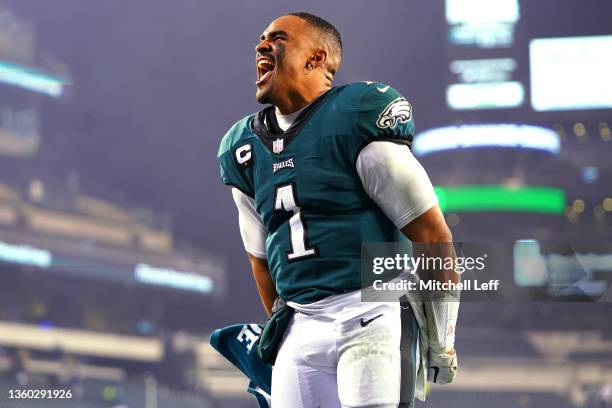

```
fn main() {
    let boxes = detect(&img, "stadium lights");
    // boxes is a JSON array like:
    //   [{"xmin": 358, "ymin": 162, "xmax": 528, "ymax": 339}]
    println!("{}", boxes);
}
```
[
  {"xmin": 435, "ymin": 185, "xmax": 566, "ymax": 214},
  {"xmin": 446, "ymin": 0, "xmax": 520, "ymax": 25},
  {"xmin": 412, "ymin": 124, "xmax": 560, "ymax": 156},
  {"xmin": 600, "ymin": 122, "xmax": 611, "ymax": 141},
  {"xmin": 0, "ymin": 238, "xmax": 218, "ymax": 294},
  {"xmin": 446, "ymin": 0, "xmax": 520, "ymax": 47},
  {"xmin": 134, "ymin": 263, "xmax": 214, "ymax": 293},
  {"xmin": 447, "ymin": 82, "xmax": 524, "ymax": 110},
  {"xmin": 0, "ymin": 240, "xmax": 52, "ymax": 268},
  {"xmin": 0, "ymin": 60, "xmax": 68, "ymax": 97},
  {"xmin": 530, "ymin": 35, "xmax": 612, "ymax": 111}
]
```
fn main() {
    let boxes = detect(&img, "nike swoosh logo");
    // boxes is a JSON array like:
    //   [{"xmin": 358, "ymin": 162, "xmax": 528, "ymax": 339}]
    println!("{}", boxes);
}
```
[
  {"xmin": 430, "ymin": 366, "xmax": 440, "ymax": 383},
  {"xmin": 360, "ymin": 314, "xmax": 383, "ymax": 327},
  {"xmin": 377, "ymin": 86, "xmax": 390, "ymax": 93}
]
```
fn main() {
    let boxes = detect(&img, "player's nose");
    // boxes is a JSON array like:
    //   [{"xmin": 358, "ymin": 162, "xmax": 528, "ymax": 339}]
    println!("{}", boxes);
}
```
[{"xmin": 255, "ymin": 39, "xmax": 272, "ymax": 54}]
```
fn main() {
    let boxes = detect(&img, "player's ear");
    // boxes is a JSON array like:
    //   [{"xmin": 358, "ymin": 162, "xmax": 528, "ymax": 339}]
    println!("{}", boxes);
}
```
[{"xmin": 309, "ymin": 49, "xmax": 327, "ymax": 69}]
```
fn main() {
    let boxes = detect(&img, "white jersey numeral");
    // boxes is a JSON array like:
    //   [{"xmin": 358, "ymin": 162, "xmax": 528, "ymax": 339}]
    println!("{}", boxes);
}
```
[{"xmin": 274, "ymin": 184, "xmax": 317, "ymax": 261}]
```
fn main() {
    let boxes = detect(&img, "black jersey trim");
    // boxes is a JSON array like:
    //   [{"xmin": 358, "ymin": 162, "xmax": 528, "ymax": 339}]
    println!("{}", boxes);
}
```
[
  {"xmin": 223, "ymin": 182, "xmax": 254, "ymax": 199},
  {"xmin": 251, "ymin": 88, "xmax": 337, "ymax": 154},
  {"xmin": 377, "ymin": 137, "xmax": 413, "ymax": 149}
]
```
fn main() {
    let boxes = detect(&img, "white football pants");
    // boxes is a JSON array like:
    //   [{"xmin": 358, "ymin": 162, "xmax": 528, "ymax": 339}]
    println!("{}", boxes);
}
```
[{"xmin": 271, "ymin": 293, "xmax": 418, "ymax": 408}]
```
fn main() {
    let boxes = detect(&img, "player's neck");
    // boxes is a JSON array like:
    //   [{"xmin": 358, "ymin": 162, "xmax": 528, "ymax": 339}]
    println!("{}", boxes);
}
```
[{"xmin": 275, "ymin": 84, "xmax": 331, "ymax": 115}]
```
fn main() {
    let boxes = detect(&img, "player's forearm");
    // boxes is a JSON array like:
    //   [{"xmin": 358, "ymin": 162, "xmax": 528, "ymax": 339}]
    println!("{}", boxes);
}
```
[
  {"xmin": 402, "ymin": 206, "xmax": 460, "ymax": 362},
  {"xmin": 247, "ymin": 253, "xmax": 277, "ymax": 316},
  {"xmin": 413, "ymin": 242, "xmax": 459, "ymax": 284},
  {"xmin": 401, "ymin": 206, "xmax": 459, "ymax": 284}
]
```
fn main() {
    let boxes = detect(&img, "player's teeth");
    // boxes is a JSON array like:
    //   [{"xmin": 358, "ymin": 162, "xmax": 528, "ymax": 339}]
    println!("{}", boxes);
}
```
[{"xmin": 257, "ymin": 60, "xmax": 274, "ymax": 69}]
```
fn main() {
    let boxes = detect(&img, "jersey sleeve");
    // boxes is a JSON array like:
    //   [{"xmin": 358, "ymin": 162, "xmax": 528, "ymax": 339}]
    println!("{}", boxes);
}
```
[
  {"xmin": 356, "ymin": 141, "xmax": 438, "ymax": 229},
  {"xmin": 356, "ymin": 83, "xmax": 415, "ymax": 146},
  {"xmin": 217, "ymin": 119, "xmax": 255, "ymax": 197}
]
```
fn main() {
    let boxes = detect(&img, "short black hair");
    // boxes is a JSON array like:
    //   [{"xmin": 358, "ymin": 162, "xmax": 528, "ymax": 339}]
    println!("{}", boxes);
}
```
[{"xmin": 288, "ymin": 12, "xmax": 342, "ymax": 55}]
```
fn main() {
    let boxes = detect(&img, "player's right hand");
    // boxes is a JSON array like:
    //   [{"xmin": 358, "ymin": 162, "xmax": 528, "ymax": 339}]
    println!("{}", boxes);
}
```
[{"xmin": 427, "ymin": 348, "xmax": 458, "ymax": 384}]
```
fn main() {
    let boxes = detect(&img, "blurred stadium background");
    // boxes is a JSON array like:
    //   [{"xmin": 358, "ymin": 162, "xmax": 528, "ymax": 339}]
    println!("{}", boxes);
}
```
[{"xmin": 0, "ymin": 0, "xmax": 610, "ymax": 407}]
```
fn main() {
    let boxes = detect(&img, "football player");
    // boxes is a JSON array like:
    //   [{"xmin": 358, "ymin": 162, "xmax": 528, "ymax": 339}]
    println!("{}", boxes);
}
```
[{"xmin": 217, "ymin": 12, "xmax": 459, "ymax": 407}]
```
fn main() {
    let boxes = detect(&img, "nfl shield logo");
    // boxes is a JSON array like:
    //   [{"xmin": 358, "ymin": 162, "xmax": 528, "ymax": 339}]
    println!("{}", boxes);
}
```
[{"xmin": 272, "ymin": 138, "xmax": 284, "ymax": 154}]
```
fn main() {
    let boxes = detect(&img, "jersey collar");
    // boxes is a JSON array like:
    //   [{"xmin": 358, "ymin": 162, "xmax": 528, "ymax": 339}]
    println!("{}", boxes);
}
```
[{"xmin": 251, "ymin": 88, "xmax": 335, "ymax": 154}]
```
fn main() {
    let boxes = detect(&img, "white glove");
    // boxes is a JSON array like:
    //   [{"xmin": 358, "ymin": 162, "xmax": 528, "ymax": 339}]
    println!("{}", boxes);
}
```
[
  {"xmin": 424, "ymin": 292, "xmax": 459, "ymax": 385},
  {"xmin": 423, "ymin": 290, "xmax": 459, "ymax": 353},
  {"xmin": 427, "ymin": 348, "xmax": 458, "ymax": 384}
]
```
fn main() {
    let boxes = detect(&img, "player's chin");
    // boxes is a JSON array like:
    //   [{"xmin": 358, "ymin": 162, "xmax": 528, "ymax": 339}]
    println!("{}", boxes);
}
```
[{"xmin": 255, "ymin": 85, "xmax": 273, "ymax": 105}]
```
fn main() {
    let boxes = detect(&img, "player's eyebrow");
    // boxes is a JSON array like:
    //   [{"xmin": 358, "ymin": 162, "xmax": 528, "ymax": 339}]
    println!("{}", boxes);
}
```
[{"xmin": 260, "ymin": 30, "xmax": 288, "ymax": 41}]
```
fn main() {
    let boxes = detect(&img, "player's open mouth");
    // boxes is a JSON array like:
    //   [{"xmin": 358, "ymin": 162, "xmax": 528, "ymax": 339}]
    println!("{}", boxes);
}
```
[{"xmin": 256, "ymin": 57, "xmax": 275, "ymax": 86}]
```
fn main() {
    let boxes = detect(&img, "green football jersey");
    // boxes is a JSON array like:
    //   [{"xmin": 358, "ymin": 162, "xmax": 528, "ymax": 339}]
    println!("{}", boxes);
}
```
[{"xmin": 218, "ymin": 82, "xmax": 415, "ymax": 303}]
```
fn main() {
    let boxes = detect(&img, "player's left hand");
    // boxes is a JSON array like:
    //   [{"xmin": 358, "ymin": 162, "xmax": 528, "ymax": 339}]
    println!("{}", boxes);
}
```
[{"xmin": 427, "ymin": 348, "xmax": 458, "ymax": 384}]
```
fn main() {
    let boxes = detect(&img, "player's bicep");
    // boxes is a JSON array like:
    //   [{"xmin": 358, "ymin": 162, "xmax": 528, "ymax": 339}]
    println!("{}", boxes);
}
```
[
  {"xmin": 356, "ymin": 141, "xmax": 438, "ymax": 229},
  {"xmin": 231, "ymin": 188, "xmax": 267, "ymax": 259}
]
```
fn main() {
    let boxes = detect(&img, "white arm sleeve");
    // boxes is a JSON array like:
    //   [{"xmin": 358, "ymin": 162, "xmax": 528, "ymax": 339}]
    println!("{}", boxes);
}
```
[
  {"xmin": 356, "ymin": 141, "xmax": 439, "ymax": 229},
  {"xmin": 231, "ymin": 188, "xmax": 267, "ymax": 259}
]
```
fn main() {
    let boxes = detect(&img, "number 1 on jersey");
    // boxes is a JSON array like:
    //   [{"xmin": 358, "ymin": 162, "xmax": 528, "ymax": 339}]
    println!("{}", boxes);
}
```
[{"xmin": 274, "ymin": 183, "xmax": 318, "ymax": 261}]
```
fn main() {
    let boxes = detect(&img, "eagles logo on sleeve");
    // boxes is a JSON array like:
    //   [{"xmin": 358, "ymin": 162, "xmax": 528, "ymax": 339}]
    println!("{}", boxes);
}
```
[{"xmin": 376, "ymin": 97, "xmax": 413, "ymax": 129}]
